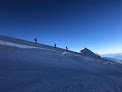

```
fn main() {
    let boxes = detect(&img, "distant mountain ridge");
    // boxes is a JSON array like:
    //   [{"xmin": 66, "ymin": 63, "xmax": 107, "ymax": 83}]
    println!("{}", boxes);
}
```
[
  {"xmin": 101, "ymin": 53, "xmax": 122, "ymax": 64},
  {"xmin": 103, "ymin": 57, "xmax": 119, "ymax": 62},
  {"xmin": 101, "ymin": 53, "xmax": 122, "ymax": 60}
]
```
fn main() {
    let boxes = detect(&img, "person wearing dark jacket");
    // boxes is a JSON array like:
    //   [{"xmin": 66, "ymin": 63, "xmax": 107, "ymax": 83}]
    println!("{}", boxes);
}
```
[
  {"xmin": 66, "ymin": 46, "xmax": 68, "ymax": 50},
  {"xmin": 34, "ymin": 38, "xmax": 37, "ymax": 44},
  {"xmin": 54, "ymin": 43, "xmax": 56, "ymax": 48}
]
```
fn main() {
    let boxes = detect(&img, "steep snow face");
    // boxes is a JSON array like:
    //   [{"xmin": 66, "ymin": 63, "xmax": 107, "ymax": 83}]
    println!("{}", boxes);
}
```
[
  {"xmin": 0, "ymin": 35, "xmax": 122, "ymax": 92},
  {"xmin": 80, "ymin": 48, "xmax": 101, "ymax": 58}
]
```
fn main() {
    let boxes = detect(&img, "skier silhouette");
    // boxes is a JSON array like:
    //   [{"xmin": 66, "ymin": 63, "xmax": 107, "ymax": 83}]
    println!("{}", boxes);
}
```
[
  {"xmin": 66, "ymin": 46, "xmax": 68, "ymax": 50},
  {"xmin": 34, "ymin": 38, "xmax": 37, "ymax": 44},
  {"xmin": 54, "ymin": 43, "xmax": 56, "ymax": 48}
]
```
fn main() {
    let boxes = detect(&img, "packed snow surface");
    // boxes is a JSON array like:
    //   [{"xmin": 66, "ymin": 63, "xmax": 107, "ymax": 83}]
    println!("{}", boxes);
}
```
[
  {"xmin": 0, "ymin": 35, "xmax": 122, "ymax": 92},
  {"xmin": 0, "ymin": 40, "xmax": 40, "ymax": 49}
]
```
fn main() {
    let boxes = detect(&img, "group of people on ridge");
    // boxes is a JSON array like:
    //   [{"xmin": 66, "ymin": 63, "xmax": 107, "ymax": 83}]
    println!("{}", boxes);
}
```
[{"xmin": 34, "ymin": 38, "xmax": 68, "ymax": 50}]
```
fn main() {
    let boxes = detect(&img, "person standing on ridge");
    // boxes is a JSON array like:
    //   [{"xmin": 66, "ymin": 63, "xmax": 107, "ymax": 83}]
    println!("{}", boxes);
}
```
[
  {"xmin": 34, "ymin": 38, "xmax": 37, "ymax": 44},
  {"xmin": 66, "ymin": 46, "xmax": 68, "ymax": 50},
  {"xmin": 54, "ymin": 43, "xmax": 56, "ymax": 48}
]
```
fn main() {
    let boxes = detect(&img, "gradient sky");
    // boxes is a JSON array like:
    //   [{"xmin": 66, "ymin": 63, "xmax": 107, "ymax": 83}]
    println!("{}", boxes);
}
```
[{"xmin": 0, "ymin": 0, "xmax": 122, "ymax": 54}]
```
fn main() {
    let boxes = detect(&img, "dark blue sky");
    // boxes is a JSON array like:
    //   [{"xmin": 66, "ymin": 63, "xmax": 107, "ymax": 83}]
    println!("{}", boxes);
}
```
[{"xmin": 0, "ymin": 0, "xmax": 122, "ymax": 54}]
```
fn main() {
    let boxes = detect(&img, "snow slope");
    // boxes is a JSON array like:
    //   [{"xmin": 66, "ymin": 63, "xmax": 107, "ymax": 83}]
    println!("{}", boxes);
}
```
[{"xmin": 0, "ymin": 35, "xmax": 122, "ymax": 92}]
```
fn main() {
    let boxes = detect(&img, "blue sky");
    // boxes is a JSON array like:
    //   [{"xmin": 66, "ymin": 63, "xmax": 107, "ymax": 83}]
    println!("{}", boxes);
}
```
[{"xmin": 0, "ymin": 0, "xmax": 122, "ymax": 54}]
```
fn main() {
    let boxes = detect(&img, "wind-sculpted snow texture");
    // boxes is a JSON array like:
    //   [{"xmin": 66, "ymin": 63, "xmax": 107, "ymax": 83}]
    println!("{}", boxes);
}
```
[{"xmin": 0, "ymin": 35, "xmax": 122, "ymax": 92}]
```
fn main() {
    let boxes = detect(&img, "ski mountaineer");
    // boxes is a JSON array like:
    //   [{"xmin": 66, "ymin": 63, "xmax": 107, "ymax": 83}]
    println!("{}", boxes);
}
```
[
  {"xmin": 34, "ymin": 38, "xmax": 37, "ymax": 44},
  {"xmin": 54, "ymin": 43, "xmax": 56, "ymax": 48},
  {"xmin": 66, "ymin": 46, "xmax": 68, "ymax": 50}
]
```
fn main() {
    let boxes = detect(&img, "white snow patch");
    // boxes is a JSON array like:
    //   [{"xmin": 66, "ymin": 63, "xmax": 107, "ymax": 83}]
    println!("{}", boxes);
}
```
[
  {"xmin": 0, "ymin": 40, "xmax": 40, "ymax": 49},
  {"xmin": 0, "ymin": 40, "xmax": 55, "ymax": 52}
]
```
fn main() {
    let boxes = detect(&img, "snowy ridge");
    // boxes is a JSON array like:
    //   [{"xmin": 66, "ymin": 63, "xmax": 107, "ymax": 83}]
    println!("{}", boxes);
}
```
[
  {"xmin": 0, "ymin": 39, "xmax": 113, "ymax": 64},
  {"xmin": 0, "ymin": 40, "xmax": 57, "ymax": 52},
  {"xmin": 0, "ymin": 35, "xmax": 122, "ymax": 92}
]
